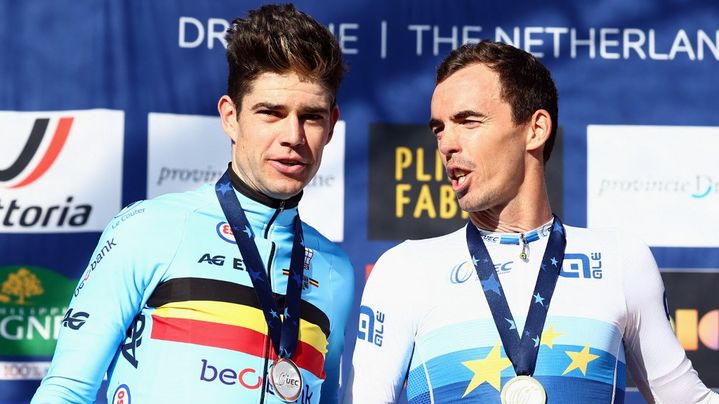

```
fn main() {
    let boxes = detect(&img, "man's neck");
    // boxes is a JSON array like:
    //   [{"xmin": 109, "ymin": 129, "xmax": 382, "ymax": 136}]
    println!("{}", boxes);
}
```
[{"xmin": 469, "ymin": 175, "xmax": 553, "ymax": 233}]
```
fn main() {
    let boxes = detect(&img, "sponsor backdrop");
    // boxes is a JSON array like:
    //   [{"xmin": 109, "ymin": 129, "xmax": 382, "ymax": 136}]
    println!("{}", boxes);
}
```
[{"xmin": 1, "ymin": 1, "xmax": 718, "ymax": 403}]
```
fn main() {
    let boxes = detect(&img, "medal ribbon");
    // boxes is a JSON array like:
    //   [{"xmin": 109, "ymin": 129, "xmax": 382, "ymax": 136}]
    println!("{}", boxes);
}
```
[
  {"xmin": 466, "ymin": 215, "xmax": 566, "ymax": 376},
  {"xmin": 215, "ymin": 169, "xmax": 304, "ymax": 359}
]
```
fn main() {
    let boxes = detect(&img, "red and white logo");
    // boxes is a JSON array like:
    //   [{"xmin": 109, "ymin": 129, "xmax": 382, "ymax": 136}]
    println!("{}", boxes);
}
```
[
  {"xmin": 112, "ymin": 384, "xmax": 131, "ymax": 404},
  {"xmin": 0, "ymin": 110, "xmax": 124, "ymax": 233},
  {"xmin": 216, "ymin": 221, "xmax": 236, "ymax": 243}
]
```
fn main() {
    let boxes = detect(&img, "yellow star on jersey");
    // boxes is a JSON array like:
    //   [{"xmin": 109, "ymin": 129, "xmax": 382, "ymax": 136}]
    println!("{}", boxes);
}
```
[
  {"xmin": 540, "ymin": 325, "xmax": 563, "ymax": 349},
  {"xmin": 461, "ymin": 343, "xmax": 512, "ymax": 397},
  {"xmin": 562, "ymin": 344, "xmax": 599, "ymax": 376}
]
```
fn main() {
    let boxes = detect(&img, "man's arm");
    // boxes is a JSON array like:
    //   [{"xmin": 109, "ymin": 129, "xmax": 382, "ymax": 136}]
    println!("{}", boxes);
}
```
[
  {"xmin": 621, "ymin": 233, "xmax": 719, "ymax": 403},
  {"xmin": 31, "ymin": 201, "xmax": 177, "ymax": 403},
  {"xmin": 319, "ymin": 248, "xmax": 355, "ymax": 404},
  {"xmin": 345, "ymin": 243, "xmax": 419, "ymax": 404}
]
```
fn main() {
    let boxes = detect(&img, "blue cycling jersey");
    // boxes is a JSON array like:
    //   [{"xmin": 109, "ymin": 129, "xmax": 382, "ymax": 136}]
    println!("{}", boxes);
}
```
[{"xmin": 32, "ymin": 172, "xmax": 354, "ymax": 404}]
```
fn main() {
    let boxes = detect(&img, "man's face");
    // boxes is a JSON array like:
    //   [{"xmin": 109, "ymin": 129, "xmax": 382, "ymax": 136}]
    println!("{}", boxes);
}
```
[
  {"xmin": 430, "ymin": 63, "xmax": 527, "ymax": 213},
  {"xmin": 219, "ymin": 71, "xmax": 339, "ymax": 200}
]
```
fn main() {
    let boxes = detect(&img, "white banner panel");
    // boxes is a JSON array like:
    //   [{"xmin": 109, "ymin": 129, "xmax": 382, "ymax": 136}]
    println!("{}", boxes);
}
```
[
  {"xmin": 147, "ymin": 113, "xmax": 345, "ymax": 241},
  {"xmin": 0, "ymin": 110, "xmax": 124, "ymax": 233},
  {"xmin": 587, "ymin": 125, "xmax": 719, "ymax": 247}
]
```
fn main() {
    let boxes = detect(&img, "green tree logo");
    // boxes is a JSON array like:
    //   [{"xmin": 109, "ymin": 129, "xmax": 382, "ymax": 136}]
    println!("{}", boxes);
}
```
[{"xmin": 1, "ymin": 267, "xmax": 44, "ymax": 305}]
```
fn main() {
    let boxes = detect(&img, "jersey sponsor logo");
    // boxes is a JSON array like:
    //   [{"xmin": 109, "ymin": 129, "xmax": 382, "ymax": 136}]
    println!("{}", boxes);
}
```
[
  {"xmin": 216, "ymin": 221, "xmax": 236, "ymax": 243},
  {"xmin": 358, "ymin": 305, "xmax": 385, "ymax": 347},
  {"xmin": 450, "ymin": 261, "xmax": 512, "ymax": 284},
  {"xmin": 199, "ymin": 359, "xmax": 263, "ymax": 389},
  {"xmin": 74, "ymin": 238, "xmax": 117, "ymax": 296},
  {"xmin": 198, "ymin": 253, "xmax": 225, "ymax": 266},
  {"xmin": 0, "ymin": 266, "xmax": 75, "ymax": 357},
  {"xmin": 121, "ymin": 314, "xmax": 145, "ymax": 368},
  {"xmin": 450, "ymin": 262, "xmax": 476, "ymax": 284},
  {"xmin": 112, "ymin": 384, "xmax": 131, "ymax": 404},
  {"xmin": 560, "ymin": 253, "xmax": 603, "ymax": 279},
  {"xmin": 0, "ymin": 110, "xmax": 124, "ymax": 233},
  {"xmin": 61, "ymin": 308, "xmax": 89, "ymax": 330},
  {"xmin": 197, "ymin": 253, "xmax": 246, "ymax": 270},
  {"xmin": 111, "ymin": 202, "xmax": 145, "ymax": 229}
]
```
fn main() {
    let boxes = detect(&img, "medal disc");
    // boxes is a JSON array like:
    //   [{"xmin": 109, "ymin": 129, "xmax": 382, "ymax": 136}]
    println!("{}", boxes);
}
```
[
  {"xmin": 270, "ymin": 358, "xmax": 303, "ymax": 402},
  {"xmin": 500, "ymin": 375, "xmax": 546, "ymax": 404}
]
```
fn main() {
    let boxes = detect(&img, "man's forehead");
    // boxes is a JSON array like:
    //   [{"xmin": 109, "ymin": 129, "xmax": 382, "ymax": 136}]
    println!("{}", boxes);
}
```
[{"xmin": 244, "ymin": 71, "xmax": 334, "ymax": 106}]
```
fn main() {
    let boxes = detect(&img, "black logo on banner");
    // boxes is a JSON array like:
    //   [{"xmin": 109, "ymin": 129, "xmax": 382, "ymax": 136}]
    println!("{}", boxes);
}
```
[
  {"xmin": 61, "ymin": 308, "xmax": 89, "ymax": 330},
  {"xmin": 121, "ymin": 314, "xmax": 145, "ymax": 368},
  {"xmin": 367, "ymin": 123, "xmax": 563, "ymax": 240},
  {"xmin": 1, "ymin": 117, "xmax": 73, "ymax": 188}
]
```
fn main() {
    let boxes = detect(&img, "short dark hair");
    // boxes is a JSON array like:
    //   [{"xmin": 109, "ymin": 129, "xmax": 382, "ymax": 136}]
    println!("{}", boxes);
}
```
[
  {"xmin": 436, "ymin": 40, "xmax": 558, "ymax": 163},
  {"xmin": 224, "ymin": 4, "xmax": 346, "ymax": 108}
]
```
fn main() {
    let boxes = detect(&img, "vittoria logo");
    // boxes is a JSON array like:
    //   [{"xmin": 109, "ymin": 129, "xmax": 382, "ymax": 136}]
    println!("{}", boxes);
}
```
[
  {"xmin": 0, "ymin": 110, "xmax": 124, "ymax": 233},
  {"xmin": 0, "ymin": 117, "xmax": 73, "ymax": 188}
]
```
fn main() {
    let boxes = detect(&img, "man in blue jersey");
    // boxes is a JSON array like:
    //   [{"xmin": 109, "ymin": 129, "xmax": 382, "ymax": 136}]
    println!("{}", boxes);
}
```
[
  {"xmin": 33, "ymin": 4, "xmax": 354, "ymax": 403},
  {"xmin": 347, "ymin": 40, "xmax": 718, "ymax": 403}
]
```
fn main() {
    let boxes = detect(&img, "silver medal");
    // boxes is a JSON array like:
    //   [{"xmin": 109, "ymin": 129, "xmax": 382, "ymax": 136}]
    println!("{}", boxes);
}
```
[
  {"xmin": 269, "ymin": 358, "xmax": 303, "ymax": 402},
  {"xmin": 500, "ymin": 375, "xmax": 547, "ymax": 404}
]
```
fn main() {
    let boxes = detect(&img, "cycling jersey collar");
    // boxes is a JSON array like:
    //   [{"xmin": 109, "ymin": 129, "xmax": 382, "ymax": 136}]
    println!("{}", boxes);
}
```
[
  {"xmin": 473, "ymin": 219, "xmax": 553, "ymax": 246},
  {"xmin": 227, "ymin": 163, "xmax": 302, "ymax": 210}
]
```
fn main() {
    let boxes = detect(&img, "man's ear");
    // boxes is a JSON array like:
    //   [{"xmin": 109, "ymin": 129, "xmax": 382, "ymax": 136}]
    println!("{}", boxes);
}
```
[
  {"xmin": 218, "ymin": 95, "xmax": 239, "ymax": 142},
  {"xmin": 325, "ymin": 104, "xmax": 340, "ymax": 144},
  {"xmin": 526, "ymin": 109, "xmax": 552, "ymax": 153}
]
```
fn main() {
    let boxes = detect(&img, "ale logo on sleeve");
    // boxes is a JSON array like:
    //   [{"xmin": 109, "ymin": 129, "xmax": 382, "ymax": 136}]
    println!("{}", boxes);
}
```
[{"xmin": 0, "ymin": 110, "xmax": 124, "ymax": 233}]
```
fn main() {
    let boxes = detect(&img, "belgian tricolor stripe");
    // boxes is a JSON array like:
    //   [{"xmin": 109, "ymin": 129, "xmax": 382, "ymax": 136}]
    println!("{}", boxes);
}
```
[
  {"xmin": 282, "ymin": 269, "xmax": 319, "ymax": 287},
  {"xmin": 147, "ymin": 278, "xmax": 331, "ymax": 379}
]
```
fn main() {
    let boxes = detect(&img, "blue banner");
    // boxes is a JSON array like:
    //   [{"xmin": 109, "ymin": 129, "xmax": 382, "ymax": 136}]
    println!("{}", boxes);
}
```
[{"xmin": 1, "ymin": 1, "xmax": 718, "ymax": 403}]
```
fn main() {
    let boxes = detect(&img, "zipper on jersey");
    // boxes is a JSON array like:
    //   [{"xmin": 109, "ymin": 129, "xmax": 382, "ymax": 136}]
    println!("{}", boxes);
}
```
[
  {"xmin": 519, "ymin": 233, "xmax": 529, "ymax": 261},
  {"xmin": 264, "ymin": 200, "xmax": 285, "ymax": 238}
]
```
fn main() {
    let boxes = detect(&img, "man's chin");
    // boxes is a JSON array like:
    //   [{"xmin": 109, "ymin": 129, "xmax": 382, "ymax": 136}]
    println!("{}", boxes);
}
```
[{"xmin": 265, "ymin": 182, "xmax": 305, "ymax": 200}]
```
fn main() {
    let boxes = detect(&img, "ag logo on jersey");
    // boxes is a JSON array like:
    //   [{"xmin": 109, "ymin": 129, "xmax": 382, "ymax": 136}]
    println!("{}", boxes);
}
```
[{"xmin": 0, "ymin": 110, "xmax": 124, "ymax": 233}]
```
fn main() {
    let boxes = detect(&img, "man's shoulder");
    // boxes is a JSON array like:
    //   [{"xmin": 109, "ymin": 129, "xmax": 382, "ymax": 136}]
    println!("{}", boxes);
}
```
[
  {"xmin": 395, "ymin": 225, "xmax": 466, "ymax": 254},
  {"xmin": 300, "ymin": 221, "xmax": 354, "ymax": 272},
  {"xmin": 374, "ymin": 226, "xmax": 466, "ymax": 269},
  {"xmin": 107, "ymin": 184, "xmax": 216, "ymax": 233},
  {"xmin": 565, "ymin": 223, "xmax": 646, "ymax": 245}
]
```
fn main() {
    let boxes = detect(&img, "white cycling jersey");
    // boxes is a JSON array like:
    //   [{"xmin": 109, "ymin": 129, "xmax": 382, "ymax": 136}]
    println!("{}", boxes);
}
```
[{"xmin": 347, "ymin": 221, "xmax": 718, "ymax": 403}]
